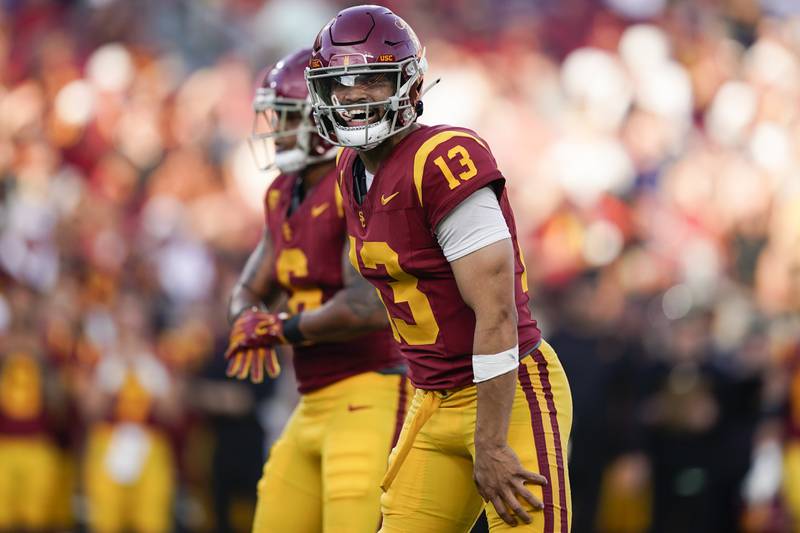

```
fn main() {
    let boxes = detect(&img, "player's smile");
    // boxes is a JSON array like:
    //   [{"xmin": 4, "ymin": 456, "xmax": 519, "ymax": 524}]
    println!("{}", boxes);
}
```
[
  {"xmin": 337, "ymin": 104, "xmax": 382, "ymax": 127},
  {"xmin": 330, "ymin": 73, "xmax": 394, "ymax": 128}
]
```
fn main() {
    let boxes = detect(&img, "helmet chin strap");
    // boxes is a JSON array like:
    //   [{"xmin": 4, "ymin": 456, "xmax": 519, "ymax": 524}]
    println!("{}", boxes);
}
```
[
  {"xmin": 332, "ymin": 117, "xmax": 392, "ymax": 149},
  {"xmin": 273, "ymin": 127, "xmax": 316, "ymax": 173},
  {"xmin": 275, "ymin": 149, "xmax": 308, "ymax": 173}
]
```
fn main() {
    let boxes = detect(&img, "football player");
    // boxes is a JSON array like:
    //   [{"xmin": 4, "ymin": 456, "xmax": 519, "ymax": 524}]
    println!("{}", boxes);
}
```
[
  {"xmin": 305, "ymin": 6, "xmax": 573, "ymax": 532},
  {"xmin": 80, "ymin": 293, "xmax": 180, "ymax": 533},
  {"xmin": 0, "ymin": 291, "xmax": 62, "ymax": 533},
  {"xmin": 225, "ymin": 48, "xmax": 408, "ymax": 532}
]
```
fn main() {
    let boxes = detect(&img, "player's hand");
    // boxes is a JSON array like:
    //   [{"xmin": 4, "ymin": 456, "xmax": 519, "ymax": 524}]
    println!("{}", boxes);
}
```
[
  {"xmin": 473, "ymin": 442, "xmax": 547, "ymax": 526},
  {"xmin": 227, "ymin": 308, "xmax": 288, "ymax": 352},
  {"xmin": 224, "ymin": 308, "xmax": 286, "ymax": 383},
  {"xmin": 224, "ymin": 344, "xmax": 280, "ymax": 383}
]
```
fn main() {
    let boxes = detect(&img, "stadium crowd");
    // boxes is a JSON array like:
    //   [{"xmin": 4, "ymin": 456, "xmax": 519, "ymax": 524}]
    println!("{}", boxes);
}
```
[{"xmin": 1, "ymin": 0, "xmax": 799, "ymax": 531}]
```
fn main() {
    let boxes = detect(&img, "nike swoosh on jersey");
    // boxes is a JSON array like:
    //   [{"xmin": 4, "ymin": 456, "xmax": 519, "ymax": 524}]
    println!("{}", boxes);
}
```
[
  {"xmin": 347, "ymin": 404, "xmax": 372, "ymax": 412},
  {"xmin": 380, "ymin": 192, "xmax": 400, "ymax": 205},
  {"xmin": 311, "ymin": 203, "xmax": 329, "ymax": 217}
]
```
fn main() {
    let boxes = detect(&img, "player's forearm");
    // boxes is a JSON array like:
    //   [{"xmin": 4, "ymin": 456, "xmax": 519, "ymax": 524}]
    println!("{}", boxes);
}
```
[
  {"xmin": 228, "ymin": 283, "xmax": 268, "ymax": 324},
  {"xmin": 296, "ymin": 288, "xmax": 388, "ymax": 343},
  {"xmin": 475, "ymin": 369, "xmax": 517, "ymax": 448},
  {"xmin": 228, "ymin": 232, "xmax": 278, "ymax": 324},
  {"xmin": 473, "ymin": 309, "xmax": 518, "ymax": 448}
]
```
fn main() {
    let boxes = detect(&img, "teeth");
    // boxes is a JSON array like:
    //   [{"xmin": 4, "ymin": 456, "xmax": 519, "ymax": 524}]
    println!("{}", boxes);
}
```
[{"xmin": 337, "ymin": 107, "xmax": 377, "ymax": 126}]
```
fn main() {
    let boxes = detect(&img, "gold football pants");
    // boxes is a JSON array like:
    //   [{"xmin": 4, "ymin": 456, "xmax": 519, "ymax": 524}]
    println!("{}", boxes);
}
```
[
  {"xmin": 84, "ymin": 424, "xmax": 175, "ymax": 533},
  {"xmin": 252, "ymin": 371, "xmax": 410, "ymax": 533},
  {"xmin": 380, "ymin": 340, "xmax": 573, "ymax": 533},
  {"xmin": 0, "ymin": 436, "xmax": 60, "ymax": 530}
]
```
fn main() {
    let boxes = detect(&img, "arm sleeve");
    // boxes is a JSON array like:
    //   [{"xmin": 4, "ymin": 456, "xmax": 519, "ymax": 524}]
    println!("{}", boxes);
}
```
[{"xmin": 434, "ymin": 187, "xmax": 510, "ymax": 262}]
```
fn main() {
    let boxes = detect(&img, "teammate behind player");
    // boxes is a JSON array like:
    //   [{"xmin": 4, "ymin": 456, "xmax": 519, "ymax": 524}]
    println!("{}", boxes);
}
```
[
  {"xmin": 225, "ymin": 48, "xmax": 408, "ymax": 533},
  {"xmin": 305, "ymin": 6, "xmax": 573, "ymax": 532}
]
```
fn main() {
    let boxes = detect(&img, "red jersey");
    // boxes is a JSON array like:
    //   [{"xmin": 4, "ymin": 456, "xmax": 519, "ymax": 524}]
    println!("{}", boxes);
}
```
[
  {"xmin": 264, "ymin": 167, "xmax": 400, "ymax": 394},
  {"xmin": 338, "ymin": 125, "xmax": 541, "ymax": 390}
]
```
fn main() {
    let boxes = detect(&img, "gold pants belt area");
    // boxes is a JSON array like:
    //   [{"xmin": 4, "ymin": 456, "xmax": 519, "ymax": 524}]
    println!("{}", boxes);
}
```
[{"xmin": 380, "ymin": 343, "xmax": 543, "ymax": 491}]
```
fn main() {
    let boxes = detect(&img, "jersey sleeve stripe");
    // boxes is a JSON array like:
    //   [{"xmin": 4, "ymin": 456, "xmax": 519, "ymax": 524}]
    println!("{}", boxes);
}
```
[
  {"xmin": 335, "ymin": 147, "xmax": 345, "ymax": 167},
  {"xmin": 412, "ymin": 131, "xmax": 488, "ymax": 206}
]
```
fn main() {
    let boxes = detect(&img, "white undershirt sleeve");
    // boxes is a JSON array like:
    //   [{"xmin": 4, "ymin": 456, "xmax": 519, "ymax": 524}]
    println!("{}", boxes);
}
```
[{"xmin": 434, "ymin": 187, "xmax": 511, "ymax": 262}]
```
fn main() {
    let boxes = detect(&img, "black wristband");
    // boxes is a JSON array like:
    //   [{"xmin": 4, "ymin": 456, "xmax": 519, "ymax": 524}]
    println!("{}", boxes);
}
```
[{"xmin": 282, "ymin": 313, "xmax": 306, "ymax": 344}]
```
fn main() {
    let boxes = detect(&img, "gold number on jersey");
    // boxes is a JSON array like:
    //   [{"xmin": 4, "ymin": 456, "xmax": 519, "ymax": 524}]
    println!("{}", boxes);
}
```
[
  {"xmin": 0, "ymin": 355, "xmax": 42, "ymax": 420},
  {"xmin": 276, "ymin": 249, "xmax": 323, "ymax": 313},
  {"xmin": 433, "ymin": 144, "xmax": 478, "ymax": 190},
  {"xmin": 349, "ymin": 237, "xmax": 401, "ymax": 341},
  {"xmin": 351, "ymin": 239, "xmax": 440, "ymax": 346}
]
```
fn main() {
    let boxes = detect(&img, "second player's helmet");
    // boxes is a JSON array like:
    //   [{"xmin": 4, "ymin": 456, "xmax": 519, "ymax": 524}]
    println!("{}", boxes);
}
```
[
  {"xmin": 250, "ymin": 48, "xmax": 336, "ymax": 173},
  {"xmin": 305, "ymin": 5, "xmax": 427, "ymax": 149}
]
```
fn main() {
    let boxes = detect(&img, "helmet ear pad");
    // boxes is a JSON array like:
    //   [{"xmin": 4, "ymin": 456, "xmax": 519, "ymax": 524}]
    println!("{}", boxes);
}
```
[{"xmin": 403, "ymin": 77, "xmax": 424, "ymax": 123}]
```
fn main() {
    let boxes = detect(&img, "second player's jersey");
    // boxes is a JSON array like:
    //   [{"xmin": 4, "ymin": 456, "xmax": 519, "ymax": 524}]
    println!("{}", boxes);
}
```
[
  {"xmin": 338, "ymin": 124, "xmax": 541, "ymax": 390},
  {"xmin": 264, "ymin": 168, "xmax": 400, "ymax": 394}
]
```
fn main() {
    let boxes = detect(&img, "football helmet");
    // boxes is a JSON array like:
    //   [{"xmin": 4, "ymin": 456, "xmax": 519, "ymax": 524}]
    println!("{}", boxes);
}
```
[
  {"xmin": 305, "ymin": 5, "xmax": 427, "ymax": 150},
  {"xmin": 250, "ymin": 48, "xmax": 336, "ymax": 173}
]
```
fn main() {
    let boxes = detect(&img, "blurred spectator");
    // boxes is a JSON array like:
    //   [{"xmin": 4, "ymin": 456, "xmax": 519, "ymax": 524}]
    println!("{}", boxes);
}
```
[
  {"xmin": 186, "ymin": 331, "xmax": 275, "ymax": 533},
  {"xmin": 545, "ymin": 271, "xmax": 645, "ymax": 533},
  {"xmin": 78, "ymin": 293, "xmax": 182, "ymax": 533},
  {"xmin": 0, "ymin": 286, "xmax": 67, "ymax": 531},
  {"xmin": 638, "ymin": 310, "xmax": 764, "ymax": 533}
]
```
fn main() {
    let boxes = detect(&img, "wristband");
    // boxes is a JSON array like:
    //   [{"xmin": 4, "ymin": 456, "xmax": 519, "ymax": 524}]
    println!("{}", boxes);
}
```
[
  {"xmin": 282, "ymin": 313, "xmax": 306, "ymax": 344},
  {"xmin": 472, "ymin": 345, "xmax": 519, "ymax": 383}
]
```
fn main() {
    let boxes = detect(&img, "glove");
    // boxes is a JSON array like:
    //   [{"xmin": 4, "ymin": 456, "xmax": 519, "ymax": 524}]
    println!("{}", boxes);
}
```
[
  {"xmin": 224, "ymin": 309, "xmax": 287, "ymax": 383},
  {"xmin": 227, "ymin": 308, "xmax": 289, "ymax": 350},
  {"xmin": 225, "ymin": 345, "xmax": 279, "ymax": 383}
]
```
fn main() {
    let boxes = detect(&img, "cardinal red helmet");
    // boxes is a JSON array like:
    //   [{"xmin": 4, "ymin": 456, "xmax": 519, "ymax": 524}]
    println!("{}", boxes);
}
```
[
  {"xmin": 250, "ymin": 48, "xmax": 336, "ymax": 173},
  {"xmin": 305, "ymin": 5, "xmax": 427, "ymax": 149}
]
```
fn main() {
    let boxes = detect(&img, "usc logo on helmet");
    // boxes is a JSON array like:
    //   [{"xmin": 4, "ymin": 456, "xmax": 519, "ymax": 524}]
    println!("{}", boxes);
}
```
[{"xmin": 378, "ymin": 54, "xmax": 395, "ymax": 62}]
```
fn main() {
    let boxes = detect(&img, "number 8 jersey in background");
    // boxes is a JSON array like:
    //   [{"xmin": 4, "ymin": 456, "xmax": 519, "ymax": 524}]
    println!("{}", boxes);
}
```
[
  {"xmin": 264, "ymin": 168, "xmax": 401, "ymax": 393},
  {"xmin": 338, "ymin": 124, "xmax": 542, "ymax": 390}
]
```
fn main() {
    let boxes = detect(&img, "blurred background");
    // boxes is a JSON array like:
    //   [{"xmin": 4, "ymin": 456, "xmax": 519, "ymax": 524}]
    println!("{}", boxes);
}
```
[{"xmin": 2, "ymin": 0, "xmax": 800, "ymax": 532}]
